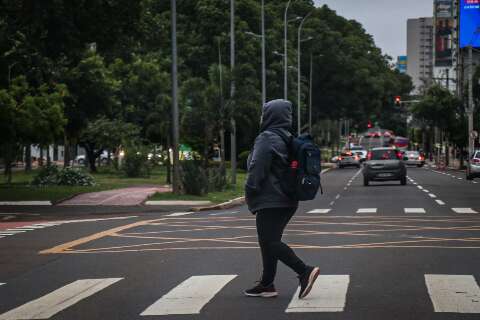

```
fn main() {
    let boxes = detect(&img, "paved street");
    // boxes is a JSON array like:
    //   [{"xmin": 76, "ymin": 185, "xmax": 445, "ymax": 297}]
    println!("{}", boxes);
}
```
[{"xmin": 1, "ymin": 166, "xmax": 480, "ymax": 319}]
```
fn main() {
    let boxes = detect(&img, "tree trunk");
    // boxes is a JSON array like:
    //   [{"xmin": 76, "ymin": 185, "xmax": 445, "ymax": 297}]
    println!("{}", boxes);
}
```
[
  {"xmin": 53, "ymin": 144, "xmax": 58, "ymax": 162},
  {"xmin": 46, "ymin": 145, "xmax": 51, "ymax": 166},
  {"xmin": 84, "ymin": 145, "xmax": 98, "ymax": 173},
  {"xmin": 64, "ymin": 133, "xmax": 70, "ymax": 167},
  {"xmin": 166, "ymin": 137, "xmax": 171, "ymax": 185},
  {"xmin": 25, "ymin": 145, "xmax": 32, "ymax": 172}
]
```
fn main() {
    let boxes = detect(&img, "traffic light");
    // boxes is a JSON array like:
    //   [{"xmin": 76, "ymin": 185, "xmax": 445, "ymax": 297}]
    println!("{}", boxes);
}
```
[{"xmin": 394, "ymin": 96, "xmax": 401, "ymax": 106}]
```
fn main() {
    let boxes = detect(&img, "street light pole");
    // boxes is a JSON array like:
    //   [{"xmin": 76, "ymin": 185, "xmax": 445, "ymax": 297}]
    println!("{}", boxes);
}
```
[
  {"xmin": 171, "ymin": 0, "xmax": 180, "ymax": 194},
  {"xmin": 309, "ymin": 52, "xmax": 313, "ymax": 132},
  {"xmin": 283, "ymin": 0, "xmax": 291, "ymax": 100},
  {"xmin": 297, "ymin": 12, "xmax": 311, "ymax": 135},
  {"xmin": 261, "ymin": 0, "xmax": 266, "ymax": 105},
  {"xmin": 230, "ymin": 0, "xmax": 237, "ymax": 185},
  {"xmin": 468, "ymin": 45, "xmax": 474, "ymax": 163}
]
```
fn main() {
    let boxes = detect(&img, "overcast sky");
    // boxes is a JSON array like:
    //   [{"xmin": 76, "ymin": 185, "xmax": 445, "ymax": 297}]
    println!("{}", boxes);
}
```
[{"xmin": 314, "ymin": 0, "xmax": 434, "ymax": 59}]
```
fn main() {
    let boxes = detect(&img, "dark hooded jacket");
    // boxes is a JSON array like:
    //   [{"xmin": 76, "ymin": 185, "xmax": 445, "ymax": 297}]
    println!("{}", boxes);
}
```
[{"xmin": 245, "ymin": 99, "xmax": 298, "ymax": 213}]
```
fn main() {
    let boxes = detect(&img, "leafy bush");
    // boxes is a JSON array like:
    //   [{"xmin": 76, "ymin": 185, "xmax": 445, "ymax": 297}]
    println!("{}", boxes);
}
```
[
  {"xmin": 31, "ymin": 165, "xmax": 60, "ymax": 186},
  {"xmin": 207, "ymin": 166, "xmax": 226, "ymax": 192},
  {"xmin": 181, "ymin": 161, "xmax": 207, "ymax": 195},
  {"xmin": 238, "ymin": 150, "xmax": 250, "ymax": 170},
  {"xmin": 32, "ymin": 165, "xmax": 95, "ymax": 186},
  {"xmin": 122, "ymin": 146, "xmax": 151, "ymax": 177},
  {"xmin": 57, "ymin": 167, "xmax": 96, "ymax": 186}
]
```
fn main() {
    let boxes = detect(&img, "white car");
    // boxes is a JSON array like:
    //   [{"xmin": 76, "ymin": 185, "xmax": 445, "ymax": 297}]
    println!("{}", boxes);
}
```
[{"xmin": 75, "ymin": 151, "xmax": 109, "ymax": 165}]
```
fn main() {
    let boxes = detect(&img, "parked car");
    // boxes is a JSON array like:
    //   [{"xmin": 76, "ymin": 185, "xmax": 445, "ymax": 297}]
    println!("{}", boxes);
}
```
[
  {"xmin": 75, "ymin": 151, "xmax": 109, "ymax": 165},
  {"xmin": 467, "ymin": 150, "xmax": 480, "ymax": 180},
  {"xmin": 338, "ymin": 151, "xmax": 361, "ymax": 169},
  {"xmin": 403, "ymin": 150, "xmax": 425, "ymax": 167},
  {"xmin": 363, "ymin": 147, "xmax": 407, "ymax": 186}
]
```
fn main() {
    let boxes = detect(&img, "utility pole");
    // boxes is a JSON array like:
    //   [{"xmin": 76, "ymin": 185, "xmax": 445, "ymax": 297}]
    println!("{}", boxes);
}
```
[
  {"xmin": 297, "ymin": 13, "xmax": 311, "ymax": 135},
  {"xmin": 261, "ymin": 0, "xmax": 266, "ymax": 105},
  {"xmin": 283, "ymin": 0, "xmax": 291, "ymax": 100},
  {"xmin": 171, "ymin": 0, "xmax": 180, "ymax": 194},
  {"xmin": 468, "ymin": 45, "xmax": 474, "ymax": 162},
  {"xmin": 218, "ymin": 39, "xmax": 226, "ymax": 169},
  {"xmin": 230, "ymin": 0, "xmax": 237, "ymax": 185},
  {"xmin": 309, "ymin": 52, "xmax": 313, "ymax": 132}
]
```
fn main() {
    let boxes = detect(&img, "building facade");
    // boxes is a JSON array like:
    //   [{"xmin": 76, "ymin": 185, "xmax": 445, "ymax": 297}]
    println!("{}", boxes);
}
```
[{"xmin": 407, "ymin": 17, "xmax": 434, "ymax": 94}]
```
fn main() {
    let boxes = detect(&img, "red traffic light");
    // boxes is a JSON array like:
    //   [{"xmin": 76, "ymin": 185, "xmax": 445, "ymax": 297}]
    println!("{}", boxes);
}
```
[{"xmin": 394, "ymin": 96, "xmax": 401, "ymax": 105}]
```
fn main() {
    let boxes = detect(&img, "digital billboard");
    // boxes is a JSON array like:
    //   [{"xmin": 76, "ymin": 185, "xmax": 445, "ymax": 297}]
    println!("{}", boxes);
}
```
[
  {"xmin": 396, "ymin": 56, "xmax": 407, "ymax": 73},
  {"xmin": 460, "ymin": 0, "xmax": 480, "ymax": 48},
  {"xmin": 435, "ymin": 0, "xmax": 453, "ymax": 67}
]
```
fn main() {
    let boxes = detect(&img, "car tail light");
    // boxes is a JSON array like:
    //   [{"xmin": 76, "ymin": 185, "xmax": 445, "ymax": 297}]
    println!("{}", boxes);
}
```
[
  {"xmin": 473, "ymin": 158, "xmax": 480, "ymax": 164},
  {"xmin": 367, "ymin": 152, "xmax": 372, "ymax": 160},
  {"xmin": 419, "ymin": 156, "xmax": 424, "ymax": 161},
  {"xmin": 397, "ymin": 152, "xmax": 403, "ymax": 160},
  {"xmin": 338, "ymin": 156, "xmax": 343, "ymax": 161},
  {"xmin": 354, "ymin": 155, "xmax": 360, "ymax": 161}
]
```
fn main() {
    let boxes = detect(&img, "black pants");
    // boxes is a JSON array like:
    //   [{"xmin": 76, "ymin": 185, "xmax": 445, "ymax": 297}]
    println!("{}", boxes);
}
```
[{"xmin": 256, "ymin": 207, "xmax": 307, "ymax": 286}]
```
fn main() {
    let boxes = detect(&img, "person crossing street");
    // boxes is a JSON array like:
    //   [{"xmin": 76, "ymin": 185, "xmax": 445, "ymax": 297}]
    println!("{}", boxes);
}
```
[{"xmin": 244, "ymin": 99, "xmax": 320, "ymax": 299}]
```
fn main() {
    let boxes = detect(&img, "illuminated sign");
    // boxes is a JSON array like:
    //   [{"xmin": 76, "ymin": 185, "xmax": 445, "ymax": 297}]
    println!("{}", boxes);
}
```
[{"xmin": 459, "ymin": 0, "xmax": 480, "ymax": 48}]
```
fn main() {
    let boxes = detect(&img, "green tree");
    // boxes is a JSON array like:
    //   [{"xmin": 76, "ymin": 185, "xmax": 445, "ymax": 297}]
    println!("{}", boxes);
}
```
[
  {"xmin": 0, "ymin": 76, "xmax": 66, "ymax": 183},
  {"xmin": 79, "ymin": 117, "xmax": 139, "ymax": 172}
]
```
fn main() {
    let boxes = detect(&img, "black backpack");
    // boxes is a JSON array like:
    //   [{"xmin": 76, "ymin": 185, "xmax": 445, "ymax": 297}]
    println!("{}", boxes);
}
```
[{"xmin": 269, "ymin": 130, "xmax": 323, "ymax": 201}]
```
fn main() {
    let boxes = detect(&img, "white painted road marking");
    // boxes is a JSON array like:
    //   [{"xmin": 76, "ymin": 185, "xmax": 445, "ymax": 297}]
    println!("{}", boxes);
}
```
[
  {"xmin": 436, "ymin": 200, "xmax": 446, "ymax": 205},
  {"xmin": 0, "ymin": 201, "xmax": 52, "ymax": 206},
  {"xmin": 286, "ymin": 275, "xmax": 350, "ymax": 313},
  {"xmin": 141, "ymin": 275, "xmax": 236, "ymax": 316},
  {"xmin": 357, "ymin": 208, "xmax": 377, "ymax": 214},
  {"xmin": 423, "ymin": 189, "xmax": 430, "ymax": 193},
  {"xmin": 418, "ymin": 186, "xmax": 424, "ymax": 189},
  {"xmin": 0, "ymin": 283, "xmax": 4, "ymax": 286},
  {"xmin": 428, "ymin": 194, "xmax": 437, "ymax": 198},
  {"xmin": 404, "ymin": 208, "xmax": 426, "ymax": 214},
  {"xmin": 308, "ymin": 209, "xmax": 331, "ymax": 214},
  {"xmin": 0, "ymin": 278, "xmax": 122, "ymax": 320},
  {"xmin": 166, "ymin": 212, "xmax": 194, "ymax": 217},
  {"xmin": 425, "ymin": 274, "xmax": 480, "ymax": 313},
  {"xmin": 452, "ymin": 208, "xmax": 478, "ymax": 214}
]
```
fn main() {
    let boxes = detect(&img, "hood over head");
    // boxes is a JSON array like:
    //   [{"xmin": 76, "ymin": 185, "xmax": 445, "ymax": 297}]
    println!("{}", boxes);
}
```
[{"xmin": 260, "ymin": 99, "xmax": 293, "ymax": 132}]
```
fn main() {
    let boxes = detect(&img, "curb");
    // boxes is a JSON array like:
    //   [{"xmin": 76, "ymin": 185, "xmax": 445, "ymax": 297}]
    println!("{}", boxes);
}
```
[
  {"xmin": 190, "ymin": 196, "xmax": 245, "ymax": 212},
  {"xmin": 0, "ymin": 201, "xmax": 52, "ymax": 206}
]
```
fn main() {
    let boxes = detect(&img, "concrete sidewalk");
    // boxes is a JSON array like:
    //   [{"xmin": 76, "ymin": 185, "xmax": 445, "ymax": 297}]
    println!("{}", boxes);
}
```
[{"xmin": 58, "ymin": 186, "xmax": 171, "ymax": 206}]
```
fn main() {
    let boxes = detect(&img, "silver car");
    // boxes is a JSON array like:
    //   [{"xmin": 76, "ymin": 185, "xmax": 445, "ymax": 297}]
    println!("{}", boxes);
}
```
[
  {"xmin": 467, "ymin": 150, "xmax": 480, "ymax": 180},
  {"xmin": 403, "ymin": 151, "xmax": 425, "ymax": 167},
  {"xmin": 338, "ymin": 151, "xmax": 361, "ymax": 169}
]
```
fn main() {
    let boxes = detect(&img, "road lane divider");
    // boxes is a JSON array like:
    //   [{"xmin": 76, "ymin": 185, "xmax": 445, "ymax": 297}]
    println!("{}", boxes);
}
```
[
  {"xmin": 404, "ymin": 208, "xmax": 426, "ymax": 214},
  {"xmin": 140, "ymin": 275, "xmax": 236, "ymax": 316},
  {"xmin": 356, "ymin": 208, "xmax": 377, "ymax": 214},
  {"xmin": 307, "ymin": 209, "xmax": 331, "ymax": 214},
  {"xmin": 0, "ymin": 278, "xmax": 122, "ymax": 320},
  {"xmin": 425, "ymin": 274, "xmax": 480, "ymax": 313},
  {"xmin": 428, "ymin": 194, "xmax": 437, "ymax": 198},
  {"xmin": 452, "ymin": 208, "xmax": 478, "ymax": 214},
  {"xmin": 286, "ymin": 275, "xmax": 350, "ymax": 313},
  {"xmin": 435, "ymin": 200, "xmax": 446, "ymax": 205}
]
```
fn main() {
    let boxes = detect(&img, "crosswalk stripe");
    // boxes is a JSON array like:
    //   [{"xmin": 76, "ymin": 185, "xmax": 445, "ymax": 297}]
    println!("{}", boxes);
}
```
[
  {"xmin": 286, "ymin": 275, "xmax": 350, "ymax": 313},
  {"xmin": 140, "ymin": 275, "xmax": 236, "ymax": 316},
  {"xmin": 307, "ymin": 209, "xmax": 331, "ymax": 214},
  {"xmin": 435, "ymin": 200, "xmax": 446, "ymax": 205},
  {"xmin": 0, "ymin": 233, "xmax": 15, "ymax": 236},
  {"xmin": 356, "ymin": 208, "xmax": 377, "ymax": 213},
  {"xmin": 425, "ymin": 274, "xmax": 480, "ymax": 313},
  {"xmin": 452, "ymin": 208, "xmax": 478, "ymax": 214},
  {"xmin": 0, "ymin": 278, "xmax": 122, "ymax": 320},
  {"xmin": 428, "ymin": 194, "xmax": 437, "ymax": 198},
  {"xmin": 404, "ymin": 208, "xmax": 426, "ymax": 214}
]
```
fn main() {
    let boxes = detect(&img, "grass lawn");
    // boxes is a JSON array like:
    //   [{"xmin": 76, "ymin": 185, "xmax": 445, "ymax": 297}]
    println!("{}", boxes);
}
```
[
  {"xmin": 0, "ymin": 166, "xmax": 168, "ymax": 203},
  {"xmin": 148, "ymin": 172, "xmax": 246, "ymax": 204}
]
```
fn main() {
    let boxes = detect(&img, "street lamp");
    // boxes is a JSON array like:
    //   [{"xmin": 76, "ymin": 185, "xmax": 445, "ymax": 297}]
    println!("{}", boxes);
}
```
[
  {"xmin": 171, "ymin": 0, "xmax": 180, "ymax": 194},
  {"xmin": 245, "ymin": 29, "xmax": 266, "ymax": 105},
  {"xmin": 297, "ymin": 12, "xmax": 312, "ymax": 135},
  {"xmin": 283, "ymin": 1, "xmax": 301, "ymax": 100}
]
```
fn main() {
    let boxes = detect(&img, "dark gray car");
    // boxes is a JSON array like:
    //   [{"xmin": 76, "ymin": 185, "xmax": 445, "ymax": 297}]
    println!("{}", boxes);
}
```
[{"xmin": 363, "ymin": 147, "xmax": 407, "ymax": 186}]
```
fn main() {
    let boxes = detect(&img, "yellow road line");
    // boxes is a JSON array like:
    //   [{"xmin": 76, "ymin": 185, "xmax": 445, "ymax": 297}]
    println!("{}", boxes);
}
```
[{"xmin": 39, "ymin": 218, "xmax": 161, "ymax": 254}]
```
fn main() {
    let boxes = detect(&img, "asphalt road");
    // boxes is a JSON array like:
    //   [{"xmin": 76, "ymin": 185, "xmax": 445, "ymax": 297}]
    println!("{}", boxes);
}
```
[{"xmin": 1, "ymin": 165, "xmax": 480, "ymax": 319}]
